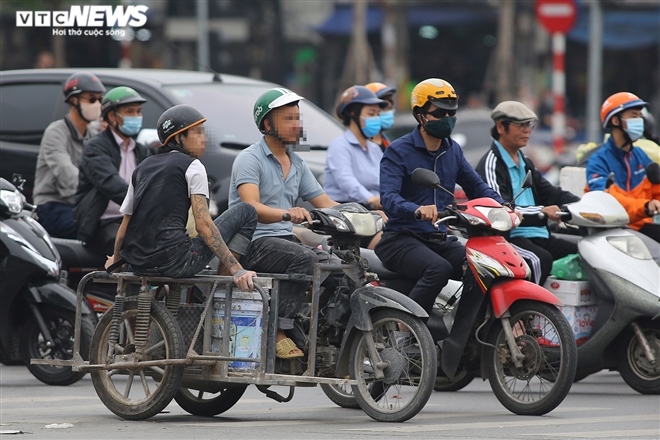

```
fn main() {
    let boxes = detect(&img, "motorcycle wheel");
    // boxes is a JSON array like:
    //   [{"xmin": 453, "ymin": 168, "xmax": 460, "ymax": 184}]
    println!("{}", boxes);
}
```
[
  {"xmin": 616, "ymin": 322, "xmax": 660, "ymax": 394},
  {"xmin": 433, "ymin": 371, "xmax": 475, "ymax": 392},
  {"xmin": 349, "ymin": 309, "xmax": 436, "ymax": 422},
  {"xmin": 90, "ymin": 297, "xmax": 184, "ymax": 420},
  {"xmin": 485, "ymin": 301, "xmax": 577, "ymax": 415},
  {"xmin": 320, "ymin": 383, "xmax": 361, "ymax": 409},
  {"xmin": 21, "ymin": 307, "xmax": 94, "ymax": 386},
  {"xmin": 174, "ymin": 385, "xmax": 248, "ymax": 416}
]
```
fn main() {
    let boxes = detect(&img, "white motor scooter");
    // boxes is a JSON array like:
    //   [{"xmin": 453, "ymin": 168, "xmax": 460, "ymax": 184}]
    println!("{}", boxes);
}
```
[{"xmin": 556, "ymin": 190, "xmax": 660, "ymax": 393}]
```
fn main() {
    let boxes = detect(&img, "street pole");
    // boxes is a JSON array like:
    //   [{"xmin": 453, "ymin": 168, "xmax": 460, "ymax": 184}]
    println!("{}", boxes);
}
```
[
  {"xmin": 552, "ymin": 32, "xmax": 566, "ymax": 154},
  {"xmin": 196, "ymin": 0, "xmax": 210, "ymax": 71},
  {"xmin": 586, "ymin": 0, "xmax": 603, "ymax": 143},
  {"xmin": 495, "ymin": 0, "xmax": 516, "ymax": 103}
]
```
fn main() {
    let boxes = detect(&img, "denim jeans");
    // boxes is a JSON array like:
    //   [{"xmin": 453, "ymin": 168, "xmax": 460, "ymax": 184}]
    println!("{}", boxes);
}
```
[
  {"xmin": 135, "ymin": 202, "xmax": 257, "ymax": 278},
  {"xmin": 36, "ymin": 202, "xmax": 77, "ymax": 239},
  {"xmin": 241, "ymin": 235, "xmax": 328, "ymax": 330}
]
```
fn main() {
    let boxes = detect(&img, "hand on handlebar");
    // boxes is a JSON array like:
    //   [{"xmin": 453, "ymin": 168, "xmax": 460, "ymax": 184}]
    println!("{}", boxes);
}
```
[
  {"xmin": 541, "ymin": 205, "xmax": 563, "ymax": 222},
  {"xmin": 283, "ymin": 207, "xmax": 313, "ymax": 225},
  {"xmin": 232, "ymin": 268, "xmax": 257, "ymax": 290},
  {"xmin": 415, "ymin": 205, "xmax": 438, "ymax": 223}
]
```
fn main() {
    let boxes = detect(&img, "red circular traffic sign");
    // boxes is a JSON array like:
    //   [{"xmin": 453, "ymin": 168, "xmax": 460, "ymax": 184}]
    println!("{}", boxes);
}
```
[{"xmin": 535, "ymin": 0, "xmax": 577, "ymax": 34}]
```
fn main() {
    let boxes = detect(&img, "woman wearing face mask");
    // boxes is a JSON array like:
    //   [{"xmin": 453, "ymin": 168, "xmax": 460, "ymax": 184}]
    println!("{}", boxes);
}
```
[
  {"xmin": 323, "ymin": 85, "xmax": 387, "ymax": 248},
  {"xmin": 74, "ymin": 86, "xmax": 153, "ymax": 256},
  {"xmin": 365, "ymin": 82, "xmax": 397, "ymax": 152},
  {"xmin": 586, "ymin": 92, "xmax": 660, "ymax": 241},
  {"xmin": 33, "ymin": 71, "xmax": 106, "ymax": 238}
]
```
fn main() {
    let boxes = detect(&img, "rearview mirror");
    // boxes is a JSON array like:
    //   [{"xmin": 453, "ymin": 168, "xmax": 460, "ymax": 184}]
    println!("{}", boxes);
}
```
[
  {"xmin": 411, "ymin": 168, "xmax": 441, "ymax": 189},
  {"xmin": 411, "ymin": 168, "xmax": 456, "ymax": 200},
  {"xmin": 605, "ymin": 172, "xmax": 616, "ymax": 189},
  {"xmin": 646, "ymin": 163, "xmax": 660, "ymax": 185}
]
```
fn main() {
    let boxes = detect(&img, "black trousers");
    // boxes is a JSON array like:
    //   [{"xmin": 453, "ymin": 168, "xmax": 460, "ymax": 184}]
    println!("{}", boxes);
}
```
[
  {"xmin": 375, "ymin": 230, "xmax": 465, "ymax": 314},
  {"xmin": 509, "ymin": 234, "xmax": 578, "ymax": 286}
]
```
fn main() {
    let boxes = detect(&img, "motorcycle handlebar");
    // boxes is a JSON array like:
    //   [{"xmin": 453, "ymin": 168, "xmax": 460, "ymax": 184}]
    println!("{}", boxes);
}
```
[{"xmin": 282, "ymin": 213, "xmax": 291, "ymax": 222}]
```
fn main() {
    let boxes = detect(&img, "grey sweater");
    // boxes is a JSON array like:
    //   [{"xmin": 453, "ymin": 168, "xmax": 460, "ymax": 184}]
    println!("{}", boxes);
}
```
[{"xmin": 33, "ymin": 115, "xmax": 97, "ymax": 206}]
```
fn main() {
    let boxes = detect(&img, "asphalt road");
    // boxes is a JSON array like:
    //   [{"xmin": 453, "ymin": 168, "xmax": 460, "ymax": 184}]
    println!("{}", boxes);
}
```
[{"xmin": 1, "ymin": 365, "xmax": 659, "ymax": 440}]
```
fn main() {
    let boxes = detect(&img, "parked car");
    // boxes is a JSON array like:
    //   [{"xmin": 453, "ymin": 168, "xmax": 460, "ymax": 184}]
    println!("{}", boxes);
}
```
[{"xmin": 0, "ymin": 68, "xmax": 343, "ymax": 211}]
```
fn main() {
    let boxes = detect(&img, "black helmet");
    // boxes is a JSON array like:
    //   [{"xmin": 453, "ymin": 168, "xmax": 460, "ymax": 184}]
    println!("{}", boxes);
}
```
[
  {"xmin": 157, "ymin": 104, "xmax": 207, "ymax": 147},
  {"xmin": 63, "ymin": 72, "xmax": 106, "ymax": 102}
]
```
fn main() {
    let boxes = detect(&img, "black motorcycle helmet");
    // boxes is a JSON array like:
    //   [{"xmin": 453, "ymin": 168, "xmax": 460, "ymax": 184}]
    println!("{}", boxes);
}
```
[
  {"xmin": 62, "ymin": 72, "xmax": 106, "ymax": 102},
  {"xmin": 157, "ymin": 104, "xmax": 207, "ymax": 152}
]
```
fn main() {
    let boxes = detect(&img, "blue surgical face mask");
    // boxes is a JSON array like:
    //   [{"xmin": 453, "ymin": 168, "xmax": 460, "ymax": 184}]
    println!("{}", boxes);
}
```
[
  {"xmin": 624, "ymin": 117, "xmax": 644, "ymax": 142},
  {"xmin": 118, "ymin": 114, "xmax": 143, "ymax": 136},
  {"xmin": 361, "ymin": 116, "xmax": 381, "ymax": 138},
  {"xmin": 379, "ymin": 110, "xmax": 395, "ymax": 130}
]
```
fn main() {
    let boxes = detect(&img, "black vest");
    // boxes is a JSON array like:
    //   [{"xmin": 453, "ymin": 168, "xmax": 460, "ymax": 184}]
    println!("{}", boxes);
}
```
[{"xmin": 121, "ymin": 151, "xmax": 197, "ymax": 269}]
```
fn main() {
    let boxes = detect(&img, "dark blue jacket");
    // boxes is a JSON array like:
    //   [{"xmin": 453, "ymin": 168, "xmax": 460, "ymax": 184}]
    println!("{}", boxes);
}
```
[
  {"xmin": 380, "ymin": 127, "xmax": 503, "ymax": 234},
  {"xmin": 586, "ymin": 137, "xmax": 652, "ymax": 192}
]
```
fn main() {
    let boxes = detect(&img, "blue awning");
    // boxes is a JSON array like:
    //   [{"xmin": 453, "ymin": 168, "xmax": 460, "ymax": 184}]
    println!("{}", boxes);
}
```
[
  {"xmin": 568, "ymin": 7, "xmax": 660, "ymax": 49},
  {"xmin": 316, "ymin": 5, "xmax": 383, "ymax": 36}
]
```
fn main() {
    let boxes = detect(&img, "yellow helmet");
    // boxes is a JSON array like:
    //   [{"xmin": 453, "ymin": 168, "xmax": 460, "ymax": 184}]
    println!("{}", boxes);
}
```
[{"xmin": 410, "ymin": 78, "xmax": 458, "ymax": 112}]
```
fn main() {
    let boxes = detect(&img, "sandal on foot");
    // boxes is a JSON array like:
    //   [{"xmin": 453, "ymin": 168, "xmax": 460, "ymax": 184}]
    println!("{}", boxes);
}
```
[{"xmin": 276, "ymin": 338, "xmax": 304, "ymax": 359}]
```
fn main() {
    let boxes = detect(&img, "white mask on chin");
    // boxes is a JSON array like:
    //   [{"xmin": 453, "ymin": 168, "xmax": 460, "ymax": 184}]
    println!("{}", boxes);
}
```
[{"xmin": 79, "ymin": 101, "xmax": 101, "ymax": 122}]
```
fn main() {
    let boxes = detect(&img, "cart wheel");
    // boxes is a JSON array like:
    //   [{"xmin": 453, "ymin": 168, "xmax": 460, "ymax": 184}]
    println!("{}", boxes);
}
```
[
  {"xmin": 90, "ymin": 297, "xmax": 184, "ymax": 420},
  {"xmin": 174, "ymin": 385, "xmax": 247, "ymax": 416}
]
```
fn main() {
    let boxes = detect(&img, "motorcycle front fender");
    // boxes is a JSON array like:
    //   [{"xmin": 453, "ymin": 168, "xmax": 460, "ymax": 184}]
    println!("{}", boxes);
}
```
[
  {"xmin": 490, "ymin": 279, "xmax": 562, "ymax": 318},
  {"xmin": 334, "ymin": 285, "xmax": 428, "ymax": 378},
  {"xmin": 25, "ymin": 279, "xmax": 93, "ymax": 315}
]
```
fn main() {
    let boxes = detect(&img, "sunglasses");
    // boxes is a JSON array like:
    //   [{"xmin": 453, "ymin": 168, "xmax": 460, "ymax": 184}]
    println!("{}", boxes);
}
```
[
  {"xmin": 508, "ymin": 120, "xmax": 537, "ymax": 130},
  {"xmin": 79, "ymin": 95, "xmax": 102, "ymax": 104},
  {"xmin": 426, "ymin": 108, "xmax": 456, "ymax": 119}
]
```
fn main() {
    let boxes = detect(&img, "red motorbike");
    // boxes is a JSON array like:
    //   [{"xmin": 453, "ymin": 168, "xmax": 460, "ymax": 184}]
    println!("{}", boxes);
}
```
[{"xmin": 404, "ymin": 168, "xmax": 577, "ymax": 415}]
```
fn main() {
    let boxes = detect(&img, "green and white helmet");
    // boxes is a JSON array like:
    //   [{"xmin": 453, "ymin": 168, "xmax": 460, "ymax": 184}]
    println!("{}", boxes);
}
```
[{"xmin": 253, "ymin": 88, "xmax": 304, "ymax": 133}]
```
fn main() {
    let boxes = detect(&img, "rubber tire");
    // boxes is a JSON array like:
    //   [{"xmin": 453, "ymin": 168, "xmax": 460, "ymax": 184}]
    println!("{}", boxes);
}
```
[
  {"xmin": 485, "ymin": 301, "xmax": 577, "ymax": 416},
  {"xmin": 349, "ymin": 309, "xmax": 436, "ymax": 423},
  {"xmin": 21, "ymin": 307, "xmax": 94, "ymax": 386},
  {"xmin": 616, "ymin": 322, "xmax": 660, "ymax": 395},
  {"xmin": 320, "ymin": 383, "xmax": 361, "ymax": 409},
  {"xmin": 90, "ymin": 297, "xmax": 185, "ymax": 420},
  {"xmin": 174, "ymin": 385, "xmax": 248, "ymax": 416},
  {"xmin": 433, "ymin": 371, "xmax": 475, "ymax": 392}
]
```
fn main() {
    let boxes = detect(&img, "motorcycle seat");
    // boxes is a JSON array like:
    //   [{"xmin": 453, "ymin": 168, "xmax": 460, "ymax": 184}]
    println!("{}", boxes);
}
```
[
  {"xmin": 51, "ymin": 238, "xmax": 106, "ymax": 268},
  {"xmin": 360, "ymin": 249, "xmax": 401, "ymax": 280}
]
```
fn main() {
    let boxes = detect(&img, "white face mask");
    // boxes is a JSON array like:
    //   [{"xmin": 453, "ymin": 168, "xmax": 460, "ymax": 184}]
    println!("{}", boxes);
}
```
[{"xmin": 79, "ymin": 101, "xmax": 101, "ymax": 122}]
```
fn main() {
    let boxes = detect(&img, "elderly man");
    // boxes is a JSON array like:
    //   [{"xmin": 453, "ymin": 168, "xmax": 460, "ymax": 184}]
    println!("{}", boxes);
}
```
[{"xmin": 475, "ymin": 101, "xmax": 580, "ymax": 285}]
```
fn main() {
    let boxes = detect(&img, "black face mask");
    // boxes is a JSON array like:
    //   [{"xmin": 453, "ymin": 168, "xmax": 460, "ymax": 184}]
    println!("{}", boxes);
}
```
[{"xmin": 423, "ymin": 116, "xmax": 457, "ymax": 139}]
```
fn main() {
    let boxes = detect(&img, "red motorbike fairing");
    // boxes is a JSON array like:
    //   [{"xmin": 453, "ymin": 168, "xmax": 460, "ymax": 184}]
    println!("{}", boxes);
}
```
[
  {"xmin": 465, "ymin": 236, "xmax": 529, "ymax": 291},
  {"xmin": 489, "ymin": 278, "xmax": 563, "ymax": 318}
]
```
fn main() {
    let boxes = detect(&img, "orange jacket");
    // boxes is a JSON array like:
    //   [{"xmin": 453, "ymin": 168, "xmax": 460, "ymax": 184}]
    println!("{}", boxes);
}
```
[{"xmin": 606, "ymin": 178, "xmax": 660, "ymax": 230}]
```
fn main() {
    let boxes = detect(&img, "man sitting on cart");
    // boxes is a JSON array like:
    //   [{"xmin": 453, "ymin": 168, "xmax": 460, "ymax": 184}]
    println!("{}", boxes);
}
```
[
  {"xmin": 106, "ymin": 104, "xmax": 257, "ymax": 291},
  {"xmin": 229, "ymin": 88, "xmax": 340, "ymax": 359}
]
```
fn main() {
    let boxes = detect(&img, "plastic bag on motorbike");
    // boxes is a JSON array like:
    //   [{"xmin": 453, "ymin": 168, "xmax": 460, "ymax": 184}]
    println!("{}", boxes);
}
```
[{"xmin": 551, "ymin": 253, "xmax": 588, "ymax": 281}]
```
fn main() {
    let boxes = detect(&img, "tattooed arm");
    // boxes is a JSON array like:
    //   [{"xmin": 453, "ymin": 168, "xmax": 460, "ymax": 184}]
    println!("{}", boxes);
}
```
[
  {"xmin": 105, "ymin": 214, "xmax": 131, "ymax": 271},
  {"xmin": 191, "ymin": 194, "xmax": 255, "ymax": 289}
]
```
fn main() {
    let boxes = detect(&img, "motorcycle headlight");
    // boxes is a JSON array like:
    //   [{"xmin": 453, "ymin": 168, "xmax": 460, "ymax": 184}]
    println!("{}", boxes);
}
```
[
  {"xmin": 0, "ymin": 189, "xmax": 23, "ymax": 214},
  {"xmin": 461, "ymin": 213, "xmax": 487, "ymax": 227},
  {"xmin": 607, "ymin": 235, "xmax": 652, "ymax": 260},
  {"xmin": 328, "ymin": 215, "xmax": 350, "ymax": 232},
  {"xmin": 342, "ymin": 212, "xmax": 377, "ymax": 236},
  {"xmin": 475, "ymin": 206, "xmax": 513, "ymax": 231}
]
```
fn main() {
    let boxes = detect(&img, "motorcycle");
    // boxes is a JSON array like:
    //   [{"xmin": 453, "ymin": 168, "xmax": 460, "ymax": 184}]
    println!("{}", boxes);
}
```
[
  {"xmin": 366, "ymin": 169, "xmax": 577, "ymax": 416},
  {"xmin": 39, "ymin": 202, "xmax": 437, "ymax": 422},
  {"xmin": 0, "ymin": 175, "xmax": 95, "ymax": 385},
  {"xmin": 551, "ymin": 183, "xmax": 660, "ymax": 393}
]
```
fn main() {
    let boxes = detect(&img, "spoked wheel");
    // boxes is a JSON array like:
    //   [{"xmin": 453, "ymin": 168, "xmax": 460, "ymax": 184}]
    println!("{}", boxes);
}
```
[
  {"xmin": 349, "ymin": 309, "xmax": 436, "ymax": 422},
  {"xmin": 21, "ymin": 307, "xmax": 95, "ymax": 386},
  {"xmin": 485, "ymin": 301, "xmax": 577, "ymax": 415},
  {"xmin": 320, "ymin": 383, "xmax": 360, "ymax": 409},
  {"xmin": 175, "ymin": 385, "xmax": 248, "ymax": 416},
  {"xmin": 616, "ymin": 322, "xmax": 660, "ymax": 394},
  {"xmin": 90, "ymin": 297, "xmax": 185, "ymax": 420}
]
